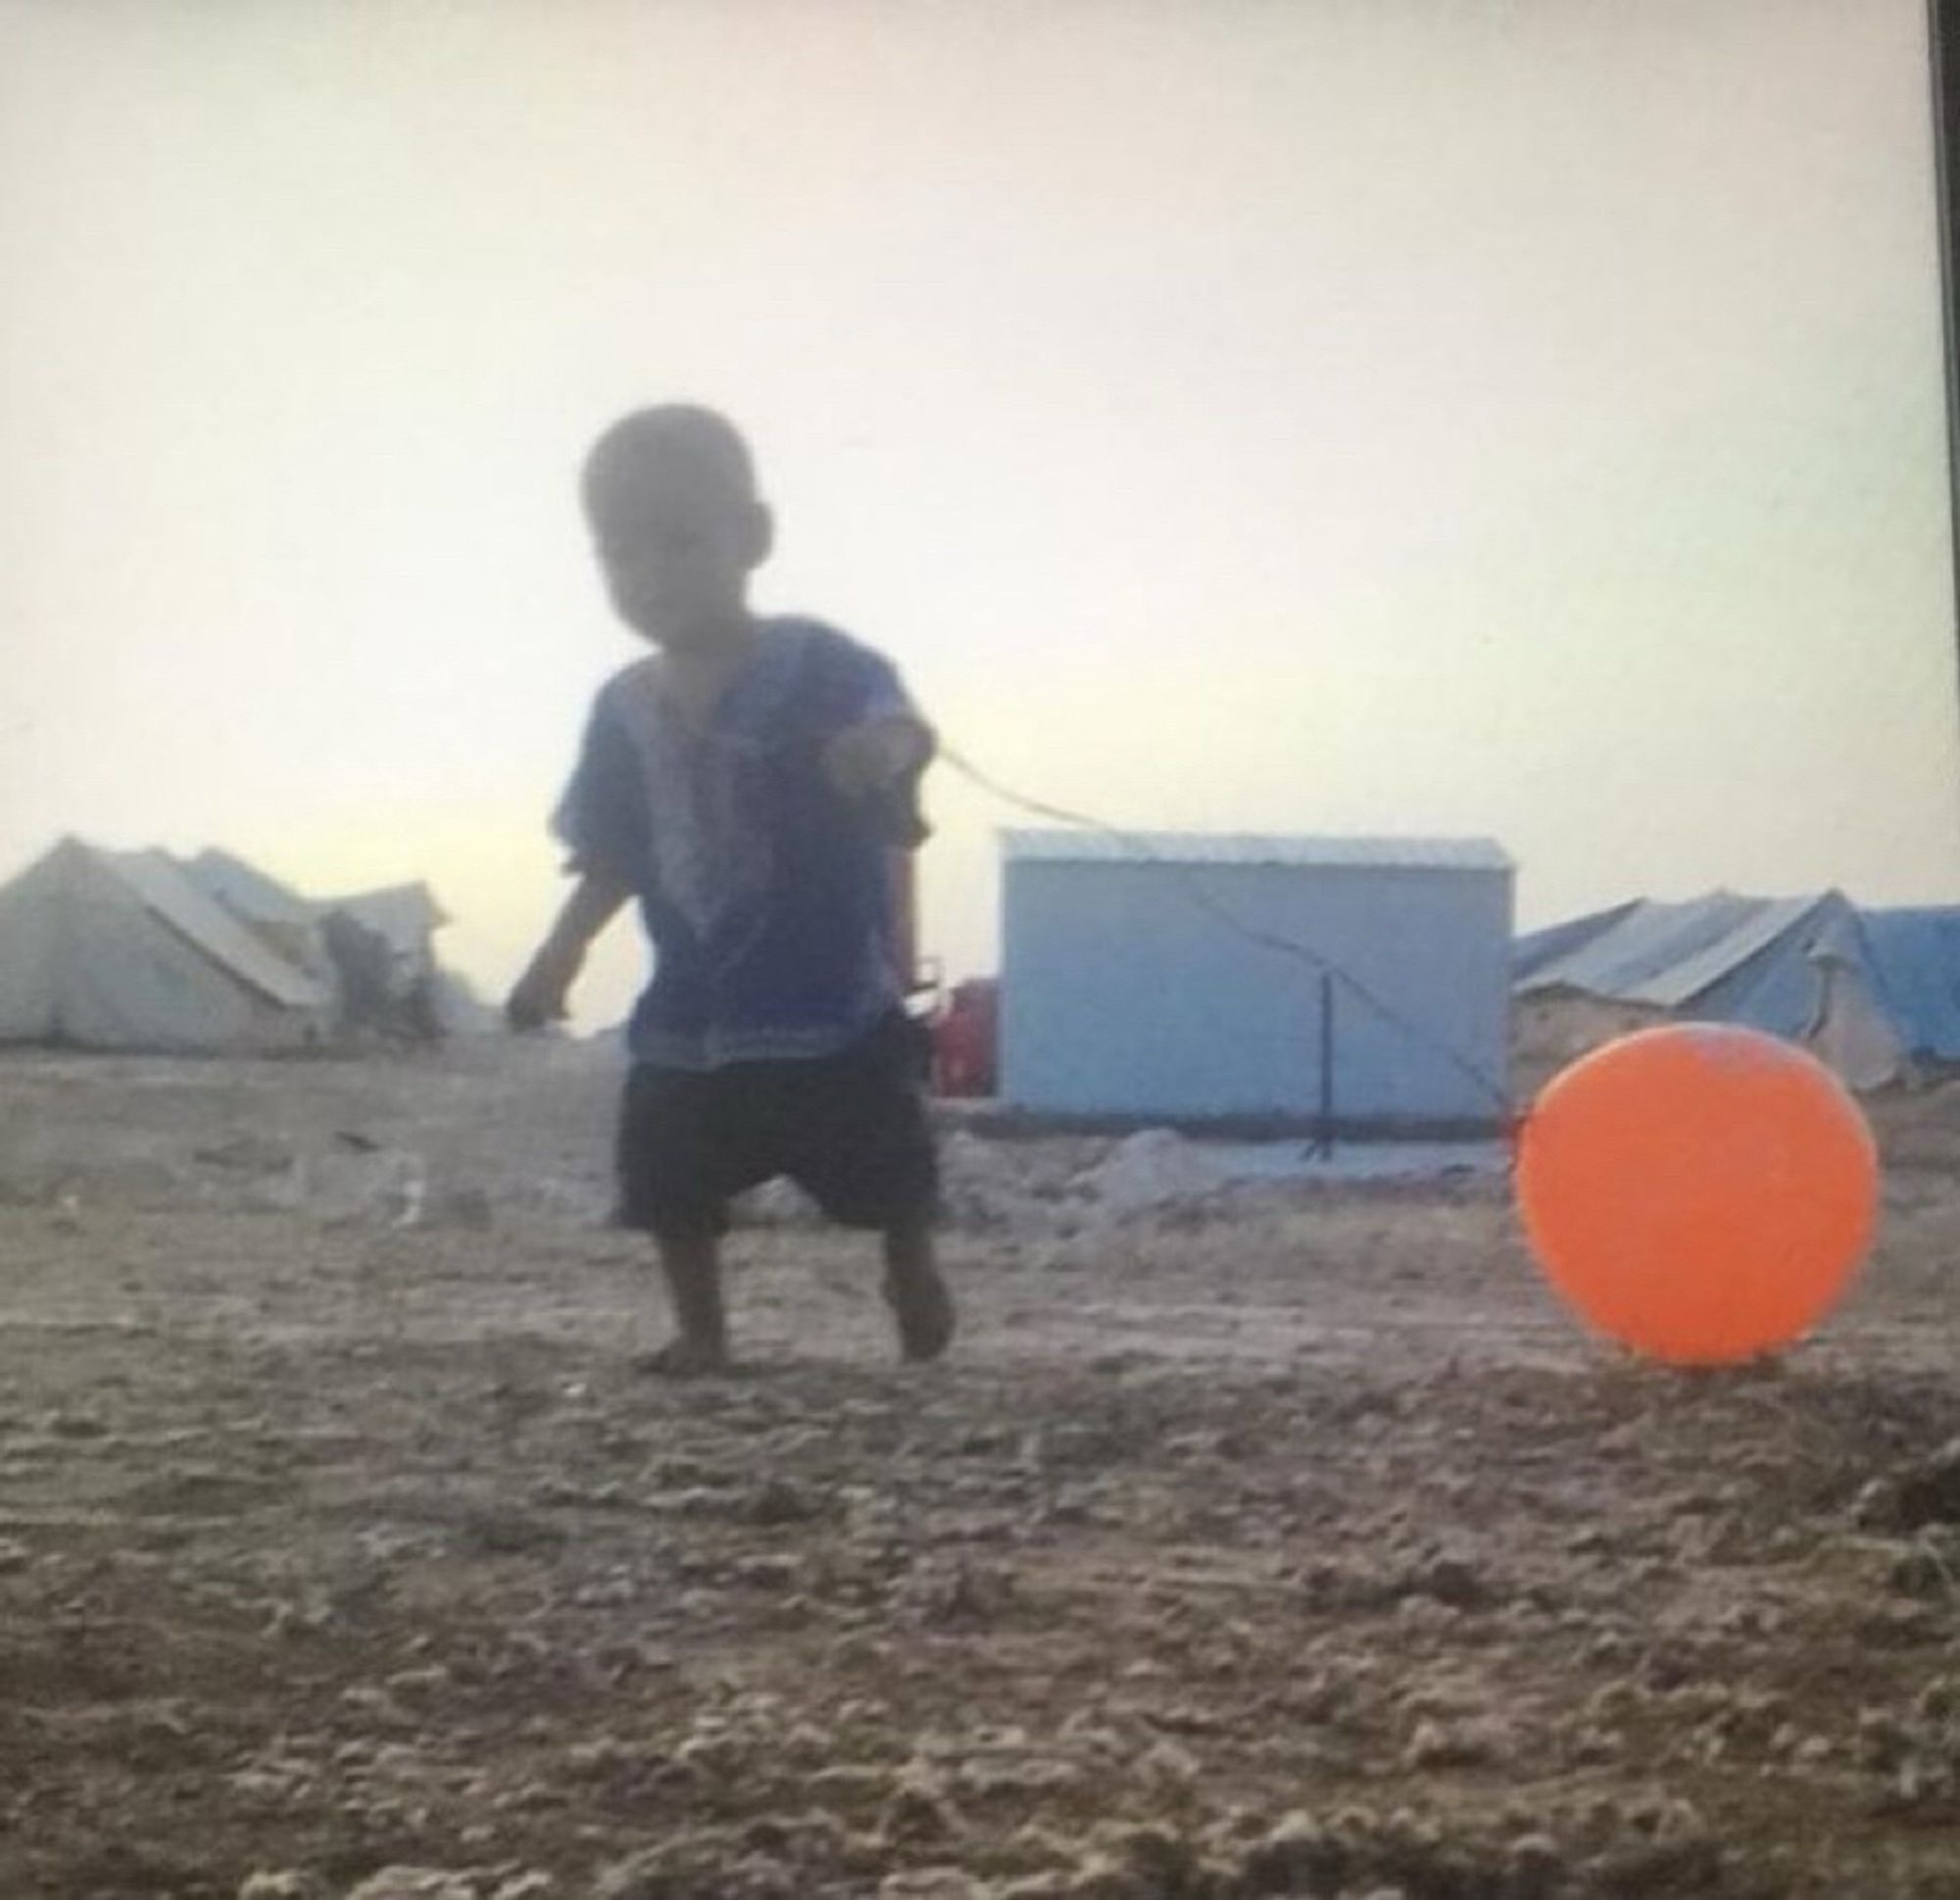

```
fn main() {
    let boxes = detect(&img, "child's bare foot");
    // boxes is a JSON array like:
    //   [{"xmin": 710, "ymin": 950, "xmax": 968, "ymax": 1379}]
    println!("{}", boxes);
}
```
[
  {"xmin": 883, "ymin": 1258, "xmax": 955, "ymax": 1362},
  {"xmin": 631, "ymin": 1336, "xmax": 731, "ymax": 1378}
]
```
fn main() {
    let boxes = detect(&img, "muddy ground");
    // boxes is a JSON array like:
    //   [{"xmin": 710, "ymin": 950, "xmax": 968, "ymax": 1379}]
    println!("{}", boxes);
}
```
[{"xmin": 0, "ymin": 1043, "xmax": 1957, "ymax": 1900}]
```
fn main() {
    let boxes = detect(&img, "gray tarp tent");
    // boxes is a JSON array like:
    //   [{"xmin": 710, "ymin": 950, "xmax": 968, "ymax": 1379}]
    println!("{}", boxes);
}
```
[
  {"xmin": 0, "ymin": 838, "xmax": 331, "ymax": 1052},
  {"xmin": 1514, "ymin": 890, "xmax": 1960, "ymax": 1091},
  {"xmin": 1860, "ymin": 908, "xmax": 1960, "ymax": 1064}
]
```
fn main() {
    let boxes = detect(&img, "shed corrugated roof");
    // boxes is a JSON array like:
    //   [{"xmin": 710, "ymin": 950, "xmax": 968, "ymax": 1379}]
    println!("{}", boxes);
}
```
[{"xmin": 1000, "ymin": 829, "xmax": 1511, "ymax": 872}]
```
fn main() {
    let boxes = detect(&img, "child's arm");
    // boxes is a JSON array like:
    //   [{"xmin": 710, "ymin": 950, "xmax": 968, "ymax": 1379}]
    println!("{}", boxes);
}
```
[
  {"xmin": 515, "ymin": 683, "xmax": 646, "ymax": 1030},
  {"xmin": 506, "ymin": 870, "xmax": 632, "ymax": 1031}
]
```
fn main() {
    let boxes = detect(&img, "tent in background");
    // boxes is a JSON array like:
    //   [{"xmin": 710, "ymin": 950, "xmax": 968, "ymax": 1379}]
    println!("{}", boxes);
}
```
[
  {"xmin": 183, "ymin": 855, "xmax": 457, "ymax": 1044},
  {"xmin": 314, "ymin": 884, "xmax": 449, "ymax": 1041},
  {"xmin": 0, "ymin": 838, "xmax": 332, "ymax": 1052},
  {"xmin": 1861, "ymin": 909, "xmax": 1960, "ymax": 1064},
  {"xmin": 1514, "ymin": 891, "xmax": 1960, "ymax": 1092},
  {"xmin": 184, "ymin": 847, "xmax": 340, "ymax": 996},
  {"xmin": 320, "ymin": 885, "xmax": 448, "ymax": 961}
]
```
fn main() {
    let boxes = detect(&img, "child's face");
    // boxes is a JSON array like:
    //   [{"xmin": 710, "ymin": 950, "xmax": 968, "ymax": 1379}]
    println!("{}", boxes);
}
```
[{"xmin": 586, "ymin": 454, "xmax": 767, "ymax": 648}]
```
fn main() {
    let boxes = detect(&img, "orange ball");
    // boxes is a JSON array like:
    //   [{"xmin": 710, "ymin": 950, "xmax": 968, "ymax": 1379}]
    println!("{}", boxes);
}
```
[{"xmin": 1517, "ymin": 1025, "xmax": 1879, "ymax": 1365}]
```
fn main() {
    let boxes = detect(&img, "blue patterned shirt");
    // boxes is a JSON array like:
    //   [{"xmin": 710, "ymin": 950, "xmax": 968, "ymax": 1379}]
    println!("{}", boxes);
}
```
[{"xmin": 554, "ymin": 617, "xmax": 919, "ymax": 1068}]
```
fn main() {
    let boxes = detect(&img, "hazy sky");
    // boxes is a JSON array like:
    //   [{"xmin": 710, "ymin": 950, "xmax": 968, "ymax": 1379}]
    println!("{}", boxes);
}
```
[{"xmin": 5, "ymin": 0, "xmax": 1958, "ymax": 1030}]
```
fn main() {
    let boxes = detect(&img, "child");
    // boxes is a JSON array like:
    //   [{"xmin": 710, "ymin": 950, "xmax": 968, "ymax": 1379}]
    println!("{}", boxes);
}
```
[{"xmin": 507, "ymin": 406, "xmax": 952, "ymax": 1373}]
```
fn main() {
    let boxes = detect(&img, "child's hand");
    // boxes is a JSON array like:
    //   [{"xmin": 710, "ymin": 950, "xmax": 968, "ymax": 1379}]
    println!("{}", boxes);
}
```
[
  {"xmin": 505, "ymin": 943, "xmax": 581, "ymax": 1032},
  {"xmin": 822, "ymin": 716, "xmax": 932, "ymax": 802},
  {"xmin": 506, "ymin": 873, "xmax": 629, "ymax": 1032}
]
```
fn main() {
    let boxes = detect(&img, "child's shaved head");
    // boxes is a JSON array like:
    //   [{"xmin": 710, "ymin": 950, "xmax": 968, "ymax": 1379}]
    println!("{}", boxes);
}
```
[
  {"xmin": 580, "ymin": 406, "xmax": 771, "ymax": 647},
  {"xmin": 581, "ymin": 406, "xmax": 758, "ymax": 520}
]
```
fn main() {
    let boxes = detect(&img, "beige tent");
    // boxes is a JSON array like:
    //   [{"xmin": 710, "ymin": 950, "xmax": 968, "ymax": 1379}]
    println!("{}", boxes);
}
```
[
  {"xmin": 184, "ymin": 857, "xmax": 466, "ymax": 1044},
  {"xmin": 0, "ymin": 838, "xmax": 331, "ymax": 1052},
  {"xmin": 184, "ymin": 847, "xmax": 339, "ymax": 996}
]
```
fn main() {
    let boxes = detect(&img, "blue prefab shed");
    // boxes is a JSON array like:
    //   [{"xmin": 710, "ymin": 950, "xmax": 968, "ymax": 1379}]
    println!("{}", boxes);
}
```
[{"xmin": 999, "ymin": 830, "xmax": 1514, "ymax": 1132}]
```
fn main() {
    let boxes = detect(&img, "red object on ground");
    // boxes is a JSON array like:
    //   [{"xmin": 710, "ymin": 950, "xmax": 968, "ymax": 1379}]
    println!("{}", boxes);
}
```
[
  {"xmin": 932, "ymin": 979, "xmax": 999, "ymax": 1097},
  {"xmin": 1517, "ymin": 1024, "xmax": 1879, "ymax": 1365}
]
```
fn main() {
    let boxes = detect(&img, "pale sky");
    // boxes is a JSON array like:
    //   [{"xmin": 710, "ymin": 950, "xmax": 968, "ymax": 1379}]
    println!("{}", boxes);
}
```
[{"xmin": 5, "ymin": 0, "xmax": 1958, "ymax": 1031}]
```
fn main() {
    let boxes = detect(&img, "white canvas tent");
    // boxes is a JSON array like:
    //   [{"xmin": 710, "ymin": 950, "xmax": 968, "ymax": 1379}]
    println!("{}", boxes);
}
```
[
  {"xmin": 184, "ymin": 847, "xmax": 340, "ymax": 996},
  {"xmin": 182, "ymin": 855, "xmax": 471, "ymax": 1045},
  {"xmin": 0, "ymin": 838, "xmax": 332, "ymax": 1052}
]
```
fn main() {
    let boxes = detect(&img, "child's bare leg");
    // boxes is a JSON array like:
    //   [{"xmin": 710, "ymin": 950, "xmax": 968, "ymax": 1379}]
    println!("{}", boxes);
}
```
[
  {"xmin": 882, "ymin": 1217, "xmax": 954, "ymax": 1362},
  {"xmin": 642, "ymin": 1232, "xmax": 730, "ymax": 1374}
]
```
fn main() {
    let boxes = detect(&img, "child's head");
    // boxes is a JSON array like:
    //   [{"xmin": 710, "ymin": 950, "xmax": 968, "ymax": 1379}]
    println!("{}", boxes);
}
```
[{"xmin": 580, "ymin": 406, "xmax": 772, "ymax": 648}]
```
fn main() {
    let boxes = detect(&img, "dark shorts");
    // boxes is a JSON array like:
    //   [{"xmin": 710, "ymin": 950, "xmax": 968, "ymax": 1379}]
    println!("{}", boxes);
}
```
[{"xmin": 615, "ymin": 1011, "xmax": 939, "ymax": 1242}]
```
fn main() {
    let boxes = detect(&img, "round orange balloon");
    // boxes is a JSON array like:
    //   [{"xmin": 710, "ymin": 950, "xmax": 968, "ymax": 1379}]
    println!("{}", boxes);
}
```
[{"xmin": 1517, "ymin": 1025, "xmax": 1879, "ymax": 1365}]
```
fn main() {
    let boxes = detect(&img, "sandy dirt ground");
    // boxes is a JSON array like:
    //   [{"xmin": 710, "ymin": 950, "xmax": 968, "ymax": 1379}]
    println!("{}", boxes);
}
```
[{"xmin": 1, "ymin": 1042, "xmax": 1957, "ymax": 1900}]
